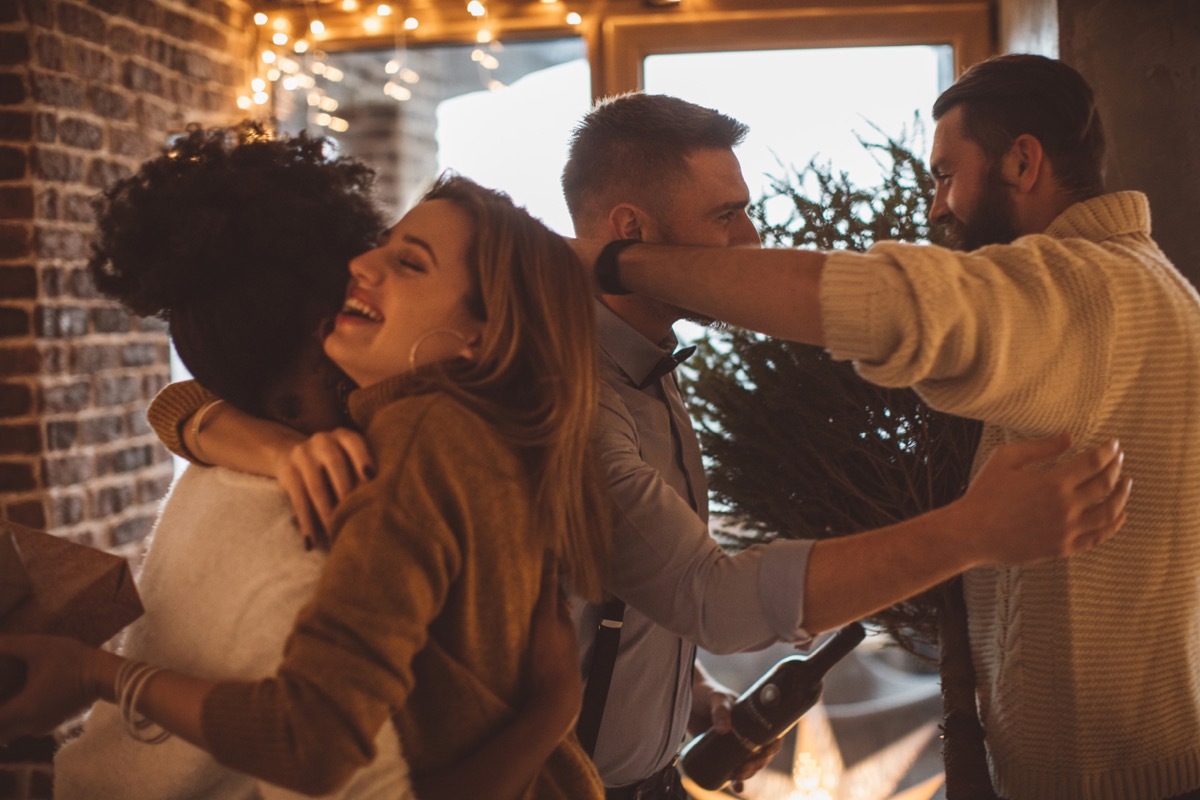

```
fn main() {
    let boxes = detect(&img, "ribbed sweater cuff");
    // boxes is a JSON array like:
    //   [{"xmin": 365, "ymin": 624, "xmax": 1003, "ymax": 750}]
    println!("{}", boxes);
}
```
[
  {"xmin": 819, "ymin": 250, "xmax": 883, "ymax": 362},
  {"xmin": 146, "ymin": 380, "xmax": 218, "ymax": 463},
  {"xmin": 201, "ymin": 680, "xmax": 317, "ymax": 792},
  {"xmin": 202, "ymin": 681, "xmax": 267, "ymax": 766}
]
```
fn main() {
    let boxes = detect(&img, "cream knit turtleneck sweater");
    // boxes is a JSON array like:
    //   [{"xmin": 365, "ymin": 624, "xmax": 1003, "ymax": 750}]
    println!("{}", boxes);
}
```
[{"xmin": 821, "ymin": 192, "xmax": 1200, "ymax": 800}]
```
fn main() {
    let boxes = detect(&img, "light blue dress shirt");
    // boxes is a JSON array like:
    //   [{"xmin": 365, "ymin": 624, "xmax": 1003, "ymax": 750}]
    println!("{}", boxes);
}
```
[{"xmin": 577, "ymin": 301, "xmax": 814, "ymax": 787}]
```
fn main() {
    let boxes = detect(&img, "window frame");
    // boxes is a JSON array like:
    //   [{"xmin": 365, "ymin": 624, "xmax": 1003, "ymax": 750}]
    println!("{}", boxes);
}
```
[
  {"xmin": 263, "ymin": 1, "xmax": 993, "ymax": 101},
  {"xmin": 597, "ymin": 3, "xmax": 991, "ymax": 98}
]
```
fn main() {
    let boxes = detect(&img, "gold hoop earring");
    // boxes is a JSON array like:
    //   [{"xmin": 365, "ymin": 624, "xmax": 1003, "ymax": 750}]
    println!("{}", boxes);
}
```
[{"xmin": 408, "ymin": 328, "xmax": 471, "ymax": 372}]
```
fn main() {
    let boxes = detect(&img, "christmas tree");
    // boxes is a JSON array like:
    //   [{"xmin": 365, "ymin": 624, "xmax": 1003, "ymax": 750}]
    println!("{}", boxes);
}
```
[{"xmin": 681, "ymin": 125, "xmax": 996, "ymax": 797}]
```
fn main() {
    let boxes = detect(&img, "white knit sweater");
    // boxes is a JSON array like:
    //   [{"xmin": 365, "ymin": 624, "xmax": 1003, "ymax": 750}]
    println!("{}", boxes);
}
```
[
  {"xmin": 820, "ymin": 192, "xmax": 1200, "ymax": 800},
  {"xmin": 54, "ymin": 466, "xmax": 413, "ymax": 800}
]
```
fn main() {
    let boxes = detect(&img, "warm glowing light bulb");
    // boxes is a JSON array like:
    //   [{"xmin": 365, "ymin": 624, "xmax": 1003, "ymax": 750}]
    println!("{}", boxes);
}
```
[
  {"xmin": 541, "ymin": 0, "xmax": 556, "ymax": 4},
  {"xmin": 279, "ymin": 57, "xmax": 299, "ymax": 73},
  {"xmin": 384, "ymin": 81, "xmax": 412, "ymax": 101},
  {"xmin": 377, "ymin": 4, "xmax": 391, "ymax": 15},
  {"xmin": 362, "ymin": 16, "xmax": 382, "ymax": 33},
  {"xmin": 487, "ymin": 79, "xmax": 504, "ymax": 91},
  {"xmin": 566, "ymin": 11, "xmax": 581, "ymax": 24},
  {"xmin": 253, "ymin": 91, "xmax": 269, "ymax": 104},
  {"xmin": 237, "ymin": 95, "xmax": 252, "ymax": 109},
  {"xmin": 328, "ymin": 116, "xmax": 349, "ymax": 132},
  {"xmin": 404, "ymin": 16, "xmax": 418, "ymax": 30},
  {"xmin": 385, "ymin": 58, "xmax": 400, "ymax": 74},
  {"xmin": 315, "ymin": 112, "xmax": 332, "ymax": 126},
  {"xmin": 281, "ymin": 76, "xmax": 297, "ymax": 91},
  {"xmin": 471, "ymin": 48, "xmax": 484, "ymax": 62},
  {"xmin": 261, "ymin": 50, "xmax": 276, "ymax": 63},
  {"xmin": 267, "ymin": 68, "xmax": 281, "ymax": 81},
  {"xmin": 480, "ymin": 54, "xmax": 499, "ymax": 70},
  {"xmin": 272, "ymin": 17, "xmax": 288, "ymax": 31},
  {"xmin": 319, "ymin": 96, "xmax": 339, "ymax": 112},
  {"xmin": 311, "ymin": 61, "xmax": 327, "ymax": 75},
  {"xmin": 310, "ymin": 20, "xmax": 325, "ymax": 35},
  {"xmin": 324, "ymin": 66, "xmax": 344, "ymax": 82},
  {"xmin": 400, "ymin": 67, "xmax": 419, "ymax": 83},
  {"xmin": 341, "ymin": 0, "xmax": 358, "ymax": 9},
  {"xmin": 253, "ymin": 12, "xmax": 268, "ymax": 25},
  {"xmin": 251, "ymin": 77, "xmax": 266, "ymax": 91},
  {"xmin": 272, "ymin": 32, "xmax": 288, "ymax": 45},
  {"xmin": 293, "ymin": 39, "xmax": 309, "ymax": 53},
  {"xmin": 307, "ymin": 91, "xmax": 322, "ymax": 106},
  {"xmin": 467, "ymin": 1, "xmax": 486, "ymax": 17},
  {"xmin": 475, "ymin": 28, "xmax": 492, "ymax": 43}
]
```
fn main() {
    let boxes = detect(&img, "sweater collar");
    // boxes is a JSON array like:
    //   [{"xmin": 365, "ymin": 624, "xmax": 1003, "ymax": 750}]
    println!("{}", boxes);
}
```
[
  {"xmin": 1044, "ymin": 191, "xmax": 1151, "ymax": 242},
  {"xmin": 347, "ymin": 359, "xmax": 471, "ymax": 428}
]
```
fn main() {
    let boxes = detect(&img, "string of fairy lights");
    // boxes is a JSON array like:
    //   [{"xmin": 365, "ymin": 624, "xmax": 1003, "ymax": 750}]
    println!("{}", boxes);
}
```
[{"xmin": 238, "ymin": 1, "xmax": 586, "ymax": 133}]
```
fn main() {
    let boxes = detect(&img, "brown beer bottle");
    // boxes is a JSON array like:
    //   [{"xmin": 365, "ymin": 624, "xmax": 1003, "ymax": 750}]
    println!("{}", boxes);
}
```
[{"xmin": 679, "ymin": 622, "xmax": 866, "ymax": 790}]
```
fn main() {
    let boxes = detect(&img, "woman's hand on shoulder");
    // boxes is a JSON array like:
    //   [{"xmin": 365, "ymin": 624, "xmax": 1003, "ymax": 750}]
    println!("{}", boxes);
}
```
[{"xmin": 272, "ymin": 428, "xmax": 376, "ymax": 549}]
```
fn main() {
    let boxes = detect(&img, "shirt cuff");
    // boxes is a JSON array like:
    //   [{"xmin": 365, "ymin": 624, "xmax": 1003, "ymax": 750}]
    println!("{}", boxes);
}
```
[{"xmin": 756, "ymin": 537, "xmax": 816, "ymax": 646}]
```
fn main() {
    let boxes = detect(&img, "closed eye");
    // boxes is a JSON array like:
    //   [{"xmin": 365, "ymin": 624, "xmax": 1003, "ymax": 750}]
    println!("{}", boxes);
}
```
[{"xmin": 396, "ymin": 258, "xmax": 427, "ymax": 273}]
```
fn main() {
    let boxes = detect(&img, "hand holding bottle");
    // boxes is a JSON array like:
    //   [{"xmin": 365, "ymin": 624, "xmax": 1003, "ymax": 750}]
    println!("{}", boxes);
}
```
[{"xmin": 679, "ymin": 623, "xmax": 866, "ymax": 791}]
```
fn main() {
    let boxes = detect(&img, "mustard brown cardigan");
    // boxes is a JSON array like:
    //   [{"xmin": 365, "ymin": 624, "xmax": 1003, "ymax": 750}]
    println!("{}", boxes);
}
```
[{"xmin": 152, "ymin": 378, "xmax": 602, "ymax": 798}]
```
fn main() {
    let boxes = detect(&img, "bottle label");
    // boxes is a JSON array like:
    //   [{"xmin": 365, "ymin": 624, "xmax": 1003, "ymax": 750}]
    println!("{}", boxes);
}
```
[{"xmin": 737, "ymin": 694, "xmax": 782, "ymax": 746}]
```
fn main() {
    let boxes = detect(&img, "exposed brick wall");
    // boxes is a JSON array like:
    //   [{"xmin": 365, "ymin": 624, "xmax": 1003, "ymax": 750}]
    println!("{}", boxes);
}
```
[
  {"xmin": 0, "ymin": 0, "xmax": 252, "ymax": 558},
  {"xmin": 0, "ymin": 1, "xmax": 254, "ymax": 793}
]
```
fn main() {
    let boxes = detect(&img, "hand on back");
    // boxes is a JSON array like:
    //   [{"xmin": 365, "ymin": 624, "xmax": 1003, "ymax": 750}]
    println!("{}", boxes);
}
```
[
  {"xmin": 954, "ymin": 433, "xmax": 1131, "ymax": 567},
  {"xmin": 272, "ymin": 428, "xmax": 376, "ymax": 549}
]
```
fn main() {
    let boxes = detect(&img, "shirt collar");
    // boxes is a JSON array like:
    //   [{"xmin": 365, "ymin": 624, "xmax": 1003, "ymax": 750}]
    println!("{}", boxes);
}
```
[{"xmin": 595, "ymin": 299, "xmax": 680, "ymax": 389}]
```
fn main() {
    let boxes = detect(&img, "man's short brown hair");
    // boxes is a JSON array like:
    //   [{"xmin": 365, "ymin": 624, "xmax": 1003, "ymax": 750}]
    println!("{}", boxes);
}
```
[{"xmin": 561, "ymin": 93, "xmax": 749, "ymax": 227}]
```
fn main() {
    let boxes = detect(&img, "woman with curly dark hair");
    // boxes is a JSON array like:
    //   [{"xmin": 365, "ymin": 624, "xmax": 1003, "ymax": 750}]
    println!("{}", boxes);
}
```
[{"xmin": 35, "ymin": 124, "xmax": 606, "ymax": 800}]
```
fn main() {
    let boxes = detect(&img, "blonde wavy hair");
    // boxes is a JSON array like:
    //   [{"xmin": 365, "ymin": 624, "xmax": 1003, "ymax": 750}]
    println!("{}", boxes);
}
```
[{"xmin": 418, "ymin": 173, "xmax": 609, "ymax": 601}]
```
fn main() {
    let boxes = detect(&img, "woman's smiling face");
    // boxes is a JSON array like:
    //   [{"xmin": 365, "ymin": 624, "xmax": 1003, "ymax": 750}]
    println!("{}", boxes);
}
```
[{"xmin": 323, "ymin": 198, "xmax": 484, "ymax": 389}]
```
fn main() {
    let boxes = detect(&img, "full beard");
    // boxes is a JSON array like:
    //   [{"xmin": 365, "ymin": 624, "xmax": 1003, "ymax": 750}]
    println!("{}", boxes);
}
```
[{"xmin": 944, "ymin": 168, "xmax": 1021, "ymax": 251}]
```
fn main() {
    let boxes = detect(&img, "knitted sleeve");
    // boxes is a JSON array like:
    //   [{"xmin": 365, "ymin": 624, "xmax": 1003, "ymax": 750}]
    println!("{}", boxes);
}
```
[
  {"xmin": 819, "ymin": 237, "xmax": 1117, "ymax": 436},
  {"xmin": 198, "ymin": 399, "xmax": 470, "ymax": 794},
  {"xmin": 147, "ymin": 380, "xmax": 220, "ymax": 463}
]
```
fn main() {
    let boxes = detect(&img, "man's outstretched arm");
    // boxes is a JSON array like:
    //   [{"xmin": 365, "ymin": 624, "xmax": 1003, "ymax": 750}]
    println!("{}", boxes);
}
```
[
  {"xmin": 579, "ymin": 239, "xmax": 828, "ymax": 345},
  {"xmin": 802, "ymin": 434, "xmax": 1129, "ymax": 633}
]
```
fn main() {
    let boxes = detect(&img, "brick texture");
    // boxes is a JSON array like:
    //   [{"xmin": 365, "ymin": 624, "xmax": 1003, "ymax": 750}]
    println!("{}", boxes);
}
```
[
  {"xmin": 0, "ymin": 0, "xmax": 252, "ymax": 679},
  {"xmin": 0, "ymin": 6, "xmax": 249, "ymax": 793},
  {"xmin": 0, "ymin": 2, "xmax": 250, "ymax": 795}
]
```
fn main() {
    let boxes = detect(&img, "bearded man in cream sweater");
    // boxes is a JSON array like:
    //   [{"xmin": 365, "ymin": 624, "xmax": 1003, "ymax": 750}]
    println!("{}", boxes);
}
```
[{"xmin": 573, "ymin": 54, "xmax": 1200, "ymax": 800}]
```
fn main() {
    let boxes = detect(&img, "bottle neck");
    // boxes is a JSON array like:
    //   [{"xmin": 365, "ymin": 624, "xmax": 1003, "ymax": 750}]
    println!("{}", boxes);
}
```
[{"xmin": 801, "ymin": 622, "xmax": 866, "ymax": 676}]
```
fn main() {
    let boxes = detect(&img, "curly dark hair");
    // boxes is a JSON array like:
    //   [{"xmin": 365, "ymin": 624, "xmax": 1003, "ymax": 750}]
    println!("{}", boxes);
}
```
[{"xmin": 89, "ymin": 122, "xmax": 385, "ymax": 416}]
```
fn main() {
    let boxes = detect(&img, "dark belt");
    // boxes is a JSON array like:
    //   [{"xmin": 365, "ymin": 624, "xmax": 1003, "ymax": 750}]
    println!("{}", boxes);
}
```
[{"xmin": 605, "ymin": 761, "xmax": 686, "ymax": 800}]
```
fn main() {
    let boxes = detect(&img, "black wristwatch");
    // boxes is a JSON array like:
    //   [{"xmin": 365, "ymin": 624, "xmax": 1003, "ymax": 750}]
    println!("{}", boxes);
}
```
[{"xmin": 595, "ymin": 238, "xmax": 641, "ymax": 296}]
